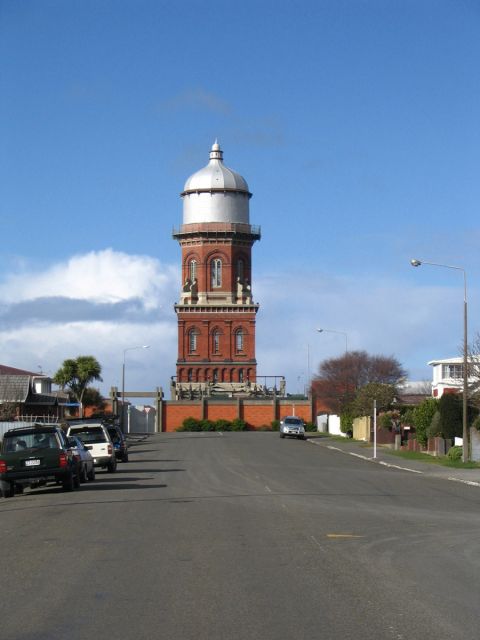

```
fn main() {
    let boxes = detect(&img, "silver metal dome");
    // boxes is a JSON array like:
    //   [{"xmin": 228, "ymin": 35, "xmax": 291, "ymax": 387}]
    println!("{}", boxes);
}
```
[{"xmin": 181, "ymin": 142, "xmax": 252, "ymax": 225}]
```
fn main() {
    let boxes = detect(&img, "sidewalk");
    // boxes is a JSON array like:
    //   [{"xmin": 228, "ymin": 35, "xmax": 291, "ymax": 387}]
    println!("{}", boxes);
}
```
[{"xmin": 306, "ymin": 434, "xmax": 480, "ymax": 488}]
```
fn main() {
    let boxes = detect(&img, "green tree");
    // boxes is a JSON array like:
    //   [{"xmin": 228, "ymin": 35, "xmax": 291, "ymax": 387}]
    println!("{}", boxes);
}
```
[
  {"xmin": 412, "ymin": 398, "xmax": 438, "ymax": 447},
  {"xmin": 53, "ymin": 356, "xmax": 103, "ymax": 418},
  {"xmin": 82, "ymin": 387, "xmax": 106, "ymax": 411},
  {"xmin": 352, "ymin": 383, "xmax": 396, "ymax": 417},
  {"xmin": 437, "ymin": 393, "xmax": 462, "ymax": 439}
]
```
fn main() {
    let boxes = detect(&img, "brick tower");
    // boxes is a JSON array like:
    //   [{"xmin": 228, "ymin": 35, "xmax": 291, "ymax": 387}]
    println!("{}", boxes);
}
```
[{"xmin": 172, "ymin": 141, "xmax": 261, "ymax": 398}]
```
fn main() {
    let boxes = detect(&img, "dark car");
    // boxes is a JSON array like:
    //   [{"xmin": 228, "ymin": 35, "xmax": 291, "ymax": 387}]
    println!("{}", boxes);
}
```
[
  {"xmin": 106, "ymin": 425, "xmax": 129, "ymax": 462},
  {"xmin": 0, "ymin": 424, "xmax": 81, "ymax": 497}
]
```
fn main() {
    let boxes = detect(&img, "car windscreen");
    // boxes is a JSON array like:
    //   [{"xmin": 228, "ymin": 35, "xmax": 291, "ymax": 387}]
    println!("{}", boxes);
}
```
[
  {"xmin": 284, "ymin": 418, "xmax": 302, "ymax": 425},
  {"xmin": 69, "ymin": 427, "xmax": 106, "ymax": 443},
  {"xmin": 2, "ymin": 431, "xmax": 60, "ymax": 452}
]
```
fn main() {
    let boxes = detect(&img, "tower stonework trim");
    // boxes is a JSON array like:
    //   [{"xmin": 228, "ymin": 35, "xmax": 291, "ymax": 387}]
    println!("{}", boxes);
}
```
[{"xmin": 173, "ymin": 142, "xmax": 260, "ymax": 397}]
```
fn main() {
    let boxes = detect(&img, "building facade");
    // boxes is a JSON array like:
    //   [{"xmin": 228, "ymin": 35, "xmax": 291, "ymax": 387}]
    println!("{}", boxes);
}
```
[
  {"xmin": 172, "ymin": 142, "xmax": 261, "ymax": 398},
  {"xmin": 429, "ymin": 356, "xmax": 479, "ymax": 397}
]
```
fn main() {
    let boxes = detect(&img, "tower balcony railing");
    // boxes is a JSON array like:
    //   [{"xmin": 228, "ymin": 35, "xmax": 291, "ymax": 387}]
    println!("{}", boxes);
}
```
[{"xmin": 172, "ymin": 222, "xmax": 261, "ymax": 239}]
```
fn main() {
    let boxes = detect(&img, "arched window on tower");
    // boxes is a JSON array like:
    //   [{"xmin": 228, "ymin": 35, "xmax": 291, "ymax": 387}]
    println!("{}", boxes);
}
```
[
  {"xmin": 188, "ymin": 368, "xmax": 193, "ymax": 382},
  {"xmin": 235, "ymin": 328, "xmax": 244, "ymax": 353},
  {"xmin": 237, "ymin": 258, "xmax": 245, "ymax": 282},
  {"xmin": 239, "ymin": 369, "xmax": 244, "ymax": 383},
  {"xmin": 189, "ymin": 259, "xmax": 197, "ymax": 282},
  {"xmin": 213, "ymin": 369, "xmax": 218, "ymax": 383},
  {"xmin": 188, "ymin": 328, "xmax": 198, "ymax": 353},
  {"xmin": 212, "ymin": 329, "xmax": 220, "ymax": 354},
  {"xmin": 211, "ymin": 258, "xmax": 222, "ymax": 288}
]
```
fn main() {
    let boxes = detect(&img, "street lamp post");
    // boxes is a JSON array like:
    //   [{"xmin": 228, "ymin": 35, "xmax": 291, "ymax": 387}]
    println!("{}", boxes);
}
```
[
  {"xmin": 316, "ymin": 328, "xmax": 348, "ymax": 354},
  {"xmin": 410, "ymin": 258, "xmax": 469, "ymax": 462},
  {"xmin": 121, "ymin": 345, "xmax": 150, "ymax": 432}
]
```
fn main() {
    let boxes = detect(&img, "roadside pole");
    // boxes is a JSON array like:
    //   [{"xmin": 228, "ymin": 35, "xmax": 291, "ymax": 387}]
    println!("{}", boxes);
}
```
[{"xmin": 373, "ymin": 399, "xmax": 377, "ymax": 459}]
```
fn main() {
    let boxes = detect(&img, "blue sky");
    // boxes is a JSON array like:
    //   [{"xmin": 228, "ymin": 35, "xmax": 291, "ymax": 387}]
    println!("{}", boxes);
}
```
[{"xmin": 1, "ymin": 0, "xmax": 479, "ymax": 396}]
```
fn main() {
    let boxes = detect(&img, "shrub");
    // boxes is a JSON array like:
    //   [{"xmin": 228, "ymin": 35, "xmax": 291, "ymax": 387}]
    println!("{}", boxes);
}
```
[
  {"xmin": 271, "ymin": 419, "xmax": 280, "ymax": 431},
  {"xmin": 378, "ymin": 412, "xmax": 393, "ymax": 430},
  {"xmin": 231, "ymin": 418, "xmax": 247, "ymax": 431},
  {"xmin": 304, "ymin": 422, "xmax": 317, "ymax": 432},
  {"xmin": 472, "ymin": 415, "xmax": 480, "ymax": 431},
  {"xmin": 340, "ymin": 412, "xmax": 353, "ymax": 434},
  {"xmin": 199, "ymin": 419, "xmax": 215, "ymax": 431},
  {"xmin": 426, "ymin": 411, "xmax": 442, "ymax": 440},
  {"xmin": 447, "ymin": 445, "xmax": 463, "ymax": 461},
  {"xmin": 413, "ymin": 398, "xmax": 438, "ymax": 446},
  {"xmin": 180, "ymin": 416, "xmax": 202, "ymax": 431},
  {"xmin": 214, "ymin": 419, "xmax": 231, "ymax": 431},
  {"xmin": 401, "ymin": 408, "xmax": 415, "ymax": 428},
  {"xmin": 438, "ymin": 393, "xmax": 462, "ymax": 439}
]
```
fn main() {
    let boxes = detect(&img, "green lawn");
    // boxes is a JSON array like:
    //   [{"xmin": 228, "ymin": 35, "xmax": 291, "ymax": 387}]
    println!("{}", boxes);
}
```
[{"xmin": 385, "ymin": 449, "xmax": 480, "ymax": 469}]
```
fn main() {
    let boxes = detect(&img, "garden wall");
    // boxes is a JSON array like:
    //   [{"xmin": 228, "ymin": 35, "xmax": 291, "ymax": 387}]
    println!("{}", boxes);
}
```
[{"xmin": 161, "ymin": 397, "xmax": 313, "ymax": 432}]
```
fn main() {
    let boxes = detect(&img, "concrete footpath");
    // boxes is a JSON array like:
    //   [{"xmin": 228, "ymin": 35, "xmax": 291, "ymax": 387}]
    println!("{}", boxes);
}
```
[{"xmin": 306, "ymin": 434, "xmax": 480, "ymax": 488}]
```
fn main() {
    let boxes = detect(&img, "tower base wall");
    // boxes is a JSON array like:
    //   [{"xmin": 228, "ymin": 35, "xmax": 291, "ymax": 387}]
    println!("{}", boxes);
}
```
[{"xmin": 160, "ymin": 397, "xmax": 313, "ymax": 432}]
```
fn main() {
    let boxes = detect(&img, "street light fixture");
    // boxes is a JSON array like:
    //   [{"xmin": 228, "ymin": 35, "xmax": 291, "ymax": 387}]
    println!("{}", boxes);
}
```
[
  {"xmin": 410, "ymin": 258, "xmax": 469, "ymax": 462},
  {"xmin": 316, "ymin": 328, "xmax": 348, "ymax": 354},
  {"xmin": 121, "ymin": 345, "xmax": 150, "ymax": 432}
]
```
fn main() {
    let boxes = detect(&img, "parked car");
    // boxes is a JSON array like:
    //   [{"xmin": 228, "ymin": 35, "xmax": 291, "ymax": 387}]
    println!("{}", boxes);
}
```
[
  {"xmin": 66, "ymin": 423, "xmax": 117, "ymax": 473},
  {"xmin": 67, "ymin": 436, "xmax": 96, "ymax": 482},
  {"xmin": 106, "ymin": 425, "xmax": 129, "ymax": 462},
  {"xmin": 0, "ymin": 424, "xmax": 81, "ymax": 497},
  {"xmin": 279, "ymin": 416, "xmax": 306, "ymax": 440}
]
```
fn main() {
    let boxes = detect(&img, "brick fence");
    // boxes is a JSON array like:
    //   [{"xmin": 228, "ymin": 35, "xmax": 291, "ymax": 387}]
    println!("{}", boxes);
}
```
[{"xmin": 160, "ymin": 397, "xmax": 314, "ymax": 432}]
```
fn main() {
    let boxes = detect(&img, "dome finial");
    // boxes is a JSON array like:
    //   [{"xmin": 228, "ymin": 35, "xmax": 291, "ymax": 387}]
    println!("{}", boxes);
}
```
[{"xmin": 210, "ymin": 139, "xmax": 223, "ymax": 160}]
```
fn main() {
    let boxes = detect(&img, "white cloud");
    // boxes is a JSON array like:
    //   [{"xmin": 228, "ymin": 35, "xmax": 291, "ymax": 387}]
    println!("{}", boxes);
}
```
[
  {"xmin": 1, "ymin": 251, "xmax": 477, "ymax": 397},
  {"xmin": 0, "ymin": 249, "xmax": 175, "ymax": 309},
  {"xmin": 0, "ymin": 249, "xmax": 179, "ymax": 394}
]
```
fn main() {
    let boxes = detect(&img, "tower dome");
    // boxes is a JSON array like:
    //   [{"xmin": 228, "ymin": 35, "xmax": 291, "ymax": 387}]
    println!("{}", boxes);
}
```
[{"xmin": 181, "ymin": 141, "xmax": 252, "ymax": 225}]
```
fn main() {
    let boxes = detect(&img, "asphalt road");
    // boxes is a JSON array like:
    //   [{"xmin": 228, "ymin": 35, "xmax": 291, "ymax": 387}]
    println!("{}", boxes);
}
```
[{"xmin": 2, "ymin": 432, "xmax": 480, "ymax": 640}]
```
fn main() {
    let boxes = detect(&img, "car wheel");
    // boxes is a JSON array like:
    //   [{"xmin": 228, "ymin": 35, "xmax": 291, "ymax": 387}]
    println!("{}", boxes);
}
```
[
  {"xmin": 73, "ymin": 468, "xmax": 81, "ymax": 489},
  {"xmin": 107, "ymin": 459, "xmax": 117, "ymax": 473},
  {"xmin": 280, "ymin": 433, "xmax": 285, "ymax": 438},
  {"xmin": 122, "ymin": 453, "xmax": 129, "ymax": 463},
  {"xmin": 62, "ymin": 471, "xmax": 75, "ymax": 492},
  {"xmin": 2, "ymin": 482, "xmax": 15, "ymax": 498},
  {"xmin": 87, "ymin": 465, "xmax": 96, "ymax": 481}
]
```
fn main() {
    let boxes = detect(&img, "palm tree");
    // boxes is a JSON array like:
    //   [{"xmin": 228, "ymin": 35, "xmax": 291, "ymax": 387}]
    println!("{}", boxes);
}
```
[{"xmin": 53, "ymin": 356, "xmax": 103, "ymax": 418}]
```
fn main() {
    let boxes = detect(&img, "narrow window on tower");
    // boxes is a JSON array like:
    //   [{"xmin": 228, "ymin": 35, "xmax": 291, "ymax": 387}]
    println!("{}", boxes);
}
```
[
  {"xmin": 213, "ymin": 369, "xmax": 218, "ymax": 382},
  {"xmin": 189, "ymin": 259, "xmax": 197, "ymax": 282},
  {"xmin": 235, "ymin": 329, "xmax": 244, "ymax": 352},
  {"xmin": 237, "ymin": 258, "xmax": 244, "ymax": 281},
  {"xmin": 239, "ymin": 369, "xmax": 244, "ymax": 382},
  {"xmin": 211, "ymin": 258, "xmax": 222, "ymax": 288},
  {"xmin": 188, "ymin": 368, "xmax": 193, "ymax": 382},
  {"xmin": 189, "ymin": 328, "xmax": 198, "ymax": 353},
  {"xmin": 213, "ymin": 330, "xmax": 220, "ymax": 354}
]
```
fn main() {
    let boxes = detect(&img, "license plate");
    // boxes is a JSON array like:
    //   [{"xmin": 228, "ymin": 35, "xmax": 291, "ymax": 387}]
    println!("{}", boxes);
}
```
[{"xmin": 25, "ymin": 459, "xmax": 40, "ymax": 467}]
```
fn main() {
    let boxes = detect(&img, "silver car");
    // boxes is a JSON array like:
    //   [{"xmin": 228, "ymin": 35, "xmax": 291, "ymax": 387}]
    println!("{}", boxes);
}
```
[{"xmin": 279, "ymin": 416, "xmax": 306, "ymax": 440}]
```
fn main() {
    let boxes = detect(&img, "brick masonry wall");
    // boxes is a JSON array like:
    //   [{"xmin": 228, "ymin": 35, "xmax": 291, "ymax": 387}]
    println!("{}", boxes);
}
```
[
  {"xmin": 164, "ymin": 402, "xmax": 203, "ymax": 430},
  {"xmin": 206, "ymin": 403, "xmax": 239, "ymax": 422},
  {"xmin": 163, "ymin": 398, "xmax": 313, "ymax": 432}
]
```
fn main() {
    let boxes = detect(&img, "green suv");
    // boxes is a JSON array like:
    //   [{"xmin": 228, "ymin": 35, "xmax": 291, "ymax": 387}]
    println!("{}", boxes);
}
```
[{"xmin": 0, "ymin": 424, "xmax": 81, "ymax": 497}]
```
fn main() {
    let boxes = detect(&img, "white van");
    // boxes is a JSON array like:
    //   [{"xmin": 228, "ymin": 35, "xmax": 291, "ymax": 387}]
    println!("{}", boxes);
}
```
[{"xmin": 66, "ymin": 423, "xmax": 117, "ymax": 472}]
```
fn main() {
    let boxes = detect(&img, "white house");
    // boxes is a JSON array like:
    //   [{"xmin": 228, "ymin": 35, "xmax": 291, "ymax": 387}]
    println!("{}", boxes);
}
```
[{"xmin": 428, "ymin": 357, "xmax": 480, "ymax": 398}]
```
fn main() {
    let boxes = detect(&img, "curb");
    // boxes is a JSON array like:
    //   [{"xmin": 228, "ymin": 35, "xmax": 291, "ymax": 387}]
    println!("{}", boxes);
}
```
[{"xmin": 307, "ymin": 438, "xmax": 480, "ymax": 488}]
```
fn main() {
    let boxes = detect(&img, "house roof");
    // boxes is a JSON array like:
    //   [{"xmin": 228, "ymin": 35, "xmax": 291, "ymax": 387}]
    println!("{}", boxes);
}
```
[
  {"xmin": 0, "ymin": 375, "xmax": 31, "ymax": 403},
  {"xmin": 428, "ymin": 356, "xmax": 480, "ymax": 366},
  {"xmin": 0, "ymin": 364, "xmax": 48, "ymax": 377}
]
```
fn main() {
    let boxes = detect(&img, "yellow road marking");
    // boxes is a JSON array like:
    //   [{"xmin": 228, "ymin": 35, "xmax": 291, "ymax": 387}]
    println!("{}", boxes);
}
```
[{"xmin": 326, "ymin": 534, "xmax": 364, "ymax": 539}]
